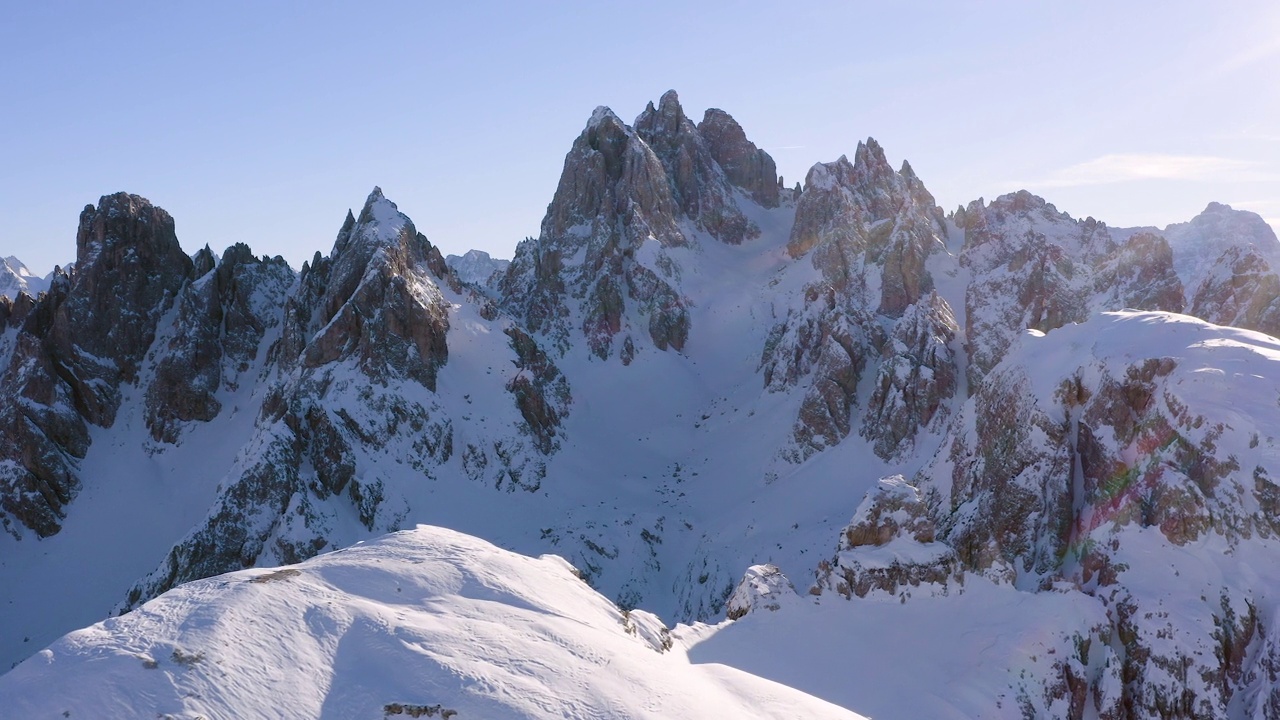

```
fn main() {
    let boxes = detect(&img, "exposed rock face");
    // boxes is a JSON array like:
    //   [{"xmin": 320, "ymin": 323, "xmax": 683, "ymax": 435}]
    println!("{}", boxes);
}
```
[
  {"xmin": 286, "ymin": 189, "xmax": 453, "ymax": 388},
  {"xmin": 915, "ymin": 313, "xmax": 1280, "ymax": 716},
  {"xmin": 927, "ymin": 337, "xmax": 1077, "ymax": 579},
  {"xmin": 634, "ymin": 90, "xmax": 759, "ymax": 245},
  {"xmin": 761, "ymin": 291, "xmax": 881, "ymax": 462},
  {"xmin": 861, "ymin": 291, "xmax": 959, "ymax": 460},
  {"xmin": 786, "ymin": 141, "xmax": 947, "ymax": 318},
  {"xmin": 1091, "ymin": 231, "xmax": 1185, "ymax": 313},
  {"xmin": 0, "ymin": 193, "xmax": 192, "ymax": 537},
  {"xmin": 961, "ymin": 192, "xmax": 1099, "ymax": 386},
  {"xmin": 698, "ymin": 107, "xmax": 780, "ymax": 209},
  {"xmin": 501, "ymin": 105, "xmax": 689, "ymax": 360},
  {"xmin": 60, "ymin": 193, "xmax": 195, "ymax": 424},
  {"xmin": 763, "ymin": 139, "xmax": 952, "ymax": 462},
  {"xmin": 505, "ymin": 325, "xmax": 571, "ymax": 454},
  {"xmin": 813, "ymin": 475, "xmax": 960, "ymax": 600},
  {"xmin": 125, "ymin": 189, "xmax": 564, "ymax": 607},
  {"xmin": 1188, "ymin": 246, "xmax": 1280, "ymax": 337},
  {"xmin": 502, "ymin": 92, "xmax": 777, "ymax": 361},
  {"xmin": 146, "ymin": 244, "xmax": 295, "ymax": 443}
]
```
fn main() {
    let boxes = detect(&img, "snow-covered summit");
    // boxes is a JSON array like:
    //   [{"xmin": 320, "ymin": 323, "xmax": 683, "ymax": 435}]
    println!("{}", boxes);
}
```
[
  {"xmin": 445, "ymin": 248, "xmax": 509, "ymax": 288},
  {"xmin": 1162, "ymin": 201, "xmax": 1280, "ymax": 287},
  {"xmin": 0, "ymin": 256, "xmax": 49, "ymax": 299},
  {"xmin": 0, "ymin": 525, "xmax": 861, "ymax": 720}
]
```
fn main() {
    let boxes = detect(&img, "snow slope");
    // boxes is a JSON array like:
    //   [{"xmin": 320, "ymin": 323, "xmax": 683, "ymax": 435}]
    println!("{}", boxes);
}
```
[{"xmin": 0, "ymin": 525, "xmax": 861, "ymax": 720}]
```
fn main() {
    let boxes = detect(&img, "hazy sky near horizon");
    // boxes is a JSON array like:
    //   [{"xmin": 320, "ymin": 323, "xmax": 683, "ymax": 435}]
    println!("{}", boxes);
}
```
[{"xmin": 3, "ymin": 1, "xmax": 1279, "ymax": 274}]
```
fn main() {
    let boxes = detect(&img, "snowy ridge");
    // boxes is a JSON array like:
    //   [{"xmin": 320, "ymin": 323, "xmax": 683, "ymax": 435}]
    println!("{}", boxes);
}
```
[{"xmin": 0, "ymin": 525, "xmax": 861, "ymax": 720}]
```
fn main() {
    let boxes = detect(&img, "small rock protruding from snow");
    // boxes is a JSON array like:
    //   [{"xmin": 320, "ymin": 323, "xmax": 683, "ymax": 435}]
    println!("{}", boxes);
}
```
[
  {"xmin": 726, "ymin": 564, "xmax": 801, "ymax": 619},
  {"xmin": 813, "ymin": 475, "xmax": 960, "ymax": 601}
]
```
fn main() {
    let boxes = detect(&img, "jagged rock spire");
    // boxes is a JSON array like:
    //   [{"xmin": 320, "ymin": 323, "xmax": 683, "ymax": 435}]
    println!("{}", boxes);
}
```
[{"xmin": 699, "ymin": 107, "xmax": 780, "ymax": 208}]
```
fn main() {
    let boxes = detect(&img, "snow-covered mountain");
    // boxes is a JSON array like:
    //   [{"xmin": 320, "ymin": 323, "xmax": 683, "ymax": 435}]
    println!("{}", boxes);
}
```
[
  {"xmin": 4, "ymin": 90, "xmax": 1280, "ymax": 718},
  {"xmin": 0, "ymin": 255, "xmax": 51, "ymax": 300},
  {"xmin": 445, "ymin": 249, "xmax": 509, "ymax": 289}
]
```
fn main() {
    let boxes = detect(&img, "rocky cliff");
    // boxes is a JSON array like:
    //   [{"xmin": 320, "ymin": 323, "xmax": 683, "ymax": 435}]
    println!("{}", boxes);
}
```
[{"xmin": 0, "ymin": 193, "xmax": 193, "ymax": 537}]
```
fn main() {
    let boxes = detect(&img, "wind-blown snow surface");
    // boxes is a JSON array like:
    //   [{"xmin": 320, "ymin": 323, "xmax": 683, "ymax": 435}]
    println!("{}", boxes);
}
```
[{"xmin": 0, "ymin": 525, "xmax": 861, "ymax": 720}]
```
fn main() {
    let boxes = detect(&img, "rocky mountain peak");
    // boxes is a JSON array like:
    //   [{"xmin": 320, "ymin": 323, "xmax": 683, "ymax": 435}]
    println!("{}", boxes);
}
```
[
  {"xmin": 446, "ymin": 249, "xmax": 510, "ymax": 289},
  {"xmin": 657, "ymin": 89, "xmax": 686, "ymax": 122},
  {"xmin": 502, "ymin": 93, "xmax": 787, "ymax": 361},
  {"xmin": 632, "ymin": 90, "xmax": 689, "ymax": 137},
  {"xmin": 787, "ymin": 140, "xmax": 945, "ymax": 314},
  {"xmin": 283, "ymin": 188, "xmax": 452, "ymax": 388},
  {"xmin": 192, "ymin": 244, "xmax": 216, "ymax": 277},
  {"xmin": 698, "ymin": 107, "xmax": 780, "ymax": 208},
  {"xmin": 346, "ymin": 187, "xmax": 411, "ymax": 252},
  {"xmin": 540, "ymin": 105, "xmax": 680, "ymax": 246},
  {"xmin": 853, "ymin": 137, "xmax": 893, "ymax": 178},
  {"xmin": 1162, "ymin": 200, "xmax": 1280, "ymax": 289},
  {"xmin": 0, "ymin": 192, "xmax": 194, "ymax": 537},
  {"xmin": 62, "ymin": 192, "xmax": 193, "ymax": 396},
  {"xmin": 633, "ymin": 89, "xmax": 759, "ymax": 245}
]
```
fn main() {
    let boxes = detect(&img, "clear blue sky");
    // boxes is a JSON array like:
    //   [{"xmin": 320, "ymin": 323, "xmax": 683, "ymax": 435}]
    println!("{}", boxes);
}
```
[{"xmin": 3, "ymin": 1, "xmax": 1278, "ymax": 274}]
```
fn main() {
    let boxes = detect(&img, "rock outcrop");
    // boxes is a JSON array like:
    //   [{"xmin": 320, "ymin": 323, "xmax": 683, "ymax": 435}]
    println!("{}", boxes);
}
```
[
  {"xmin": 725, "ymin": 564, "xmax": 800, "ymax": 619},
  {"xmin": 1091, "ymin": 231, "xmax": 1185, "ymax": 313},
  {"xmin": 813, "ymin": 475, "xmax": 960, "ymax": 601},
  {"xmin": 0, "ymin": 193, "xmax": 193, "ymax": 537},
  {"xmin": 1188, "ymin": 246, "xmax": 1280, "ymax": 337},
  {"xmin": 861, "ymin": 291, "xmax": 959, "ymax": 460},
  {"xmin": 787, "ymin": 141, "xmax": 947, "ymax": 317},
  {"xmin": 960, "ymin": 192, "xmax": 1102, "ymax": 386},
  {"xmin": 634, "ymin": 90, "xmax": 759, "ymax": 245},
  {"xmin": 146, "ymin": 244, "xmax": 295, "ymax": 443},
  {"xmin": 915, "ymin": 312, "xmax": 1280, "ymax": 716},
  {"xmin": 697, "ymin": 107, "xmax": 780, "ymax": 209},
  {"xmin": 500, "ymin": 105, "xmax": 688, "ymax": 359},
  {"xmin": 763, "ymin": 138, "xmax": 953, "ymax": 462},
  {"xmin": 502, "ymin": 91, "xmax": 779, "ymax": 361}
]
